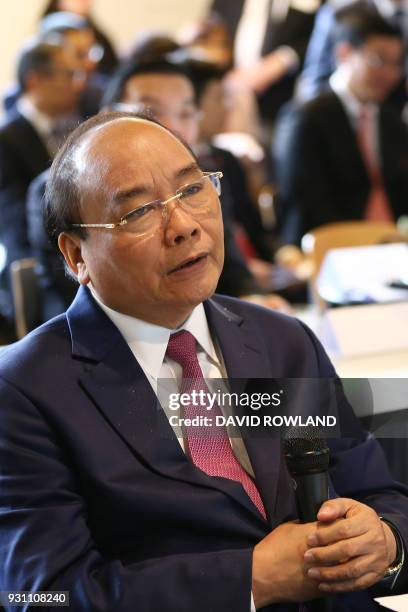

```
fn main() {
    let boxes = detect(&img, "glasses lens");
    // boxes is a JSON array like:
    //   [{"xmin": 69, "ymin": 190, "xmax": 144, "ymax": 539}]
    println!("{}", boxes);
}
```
[
  {"xmin": 179, "ymin": 176, "xmax": 216, "ymax": 207},
  {"xmin": 122, "ymin": 202, "xmax": 162, "ymax": 233},
  {"xmin": 207, "ymin": 173, "xmax": 222, "ymax": 196},
  {"xmin": 89, "ymin": 44, "xmax": 104, "ymax": 63},
  {"xmin": 121, "ymin": 174, "xmax": 221, "ymax": 233}
]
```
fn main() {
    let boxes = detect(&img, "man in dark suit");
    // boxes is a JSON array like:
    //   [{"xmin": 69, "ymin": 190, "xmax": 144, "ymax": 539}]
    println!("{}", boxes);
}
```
[
  {"xmin": 298, "ymin": 0, "xmax": 408, "ymax": 101},
  {"xmin": 0, "ymin": 35, "xmax": 85, "ymax": 320},
  {"xmin": 3, "ymin": 12, "xmax": 106, "ymax": 119},
  {"xmin": 273, "ymin": 10, "xmax": 408, "ymax": 245},
  {"xmin": 210, "ymin": 0, "xmax": 323, "ymax": 121},
  {"xmin": 0, "ymin": 109, "xmax": 407, "ymax": 610}
]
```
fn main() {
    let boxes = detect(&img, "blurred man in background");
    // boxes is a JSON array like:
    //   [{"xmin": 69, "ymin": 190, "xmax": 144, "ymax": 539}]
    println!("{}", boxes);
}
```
[
  {"xmin": 39, "ymin": 11, "xmax": 106, "ymax": 118},
  {"xmin": 273, "ymin": 10, "xmax": 408, "ymax": 245},
  {"xmin": 0, "ymin": 36, "xmax": 85, "ymax": 330},
  {"xmin": 299, "ymin": 0, "xmax": 408, "ymax": 101}
]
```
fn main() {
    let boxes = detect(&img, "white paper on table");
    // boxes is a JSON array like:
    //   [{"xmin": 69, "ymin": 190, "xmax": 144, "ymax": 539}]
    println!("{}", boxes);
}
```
[
  {"xmin": 319, "ymin": 301, "xmax": 408, "ymax": 357},
  {"xmin": 317, "ymin": 243, "xmax": 408, "ymax": 304},
  {"xmin": 374, "ymin": 594, "xmax": 408, "ymax": 611}
]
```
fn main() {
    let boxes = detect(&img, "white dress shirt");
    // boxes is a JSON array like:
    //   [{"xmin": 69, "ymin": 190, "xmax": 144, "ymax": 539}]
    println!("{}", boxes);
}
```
[
  {"xmin": 234, "ymin": 0, "xmax": 272, "ymax": 68},
  {"xmin": 234, "ymin": 0, "xmax": 319, "ymax": 71},
  {"xmin": 90, "ymin": 290, "xmax": 258, "ymax": 610},
  {"xmin": 16, "ymin": 96, "xmax": 79, "ymax": 156},
  {"xmin": 17, "ymin": 96, "xmax": 57, "ymax": 156},
  {"xmin": 90, "ymin": 290, "xmax": 256, "ymax": 476}
]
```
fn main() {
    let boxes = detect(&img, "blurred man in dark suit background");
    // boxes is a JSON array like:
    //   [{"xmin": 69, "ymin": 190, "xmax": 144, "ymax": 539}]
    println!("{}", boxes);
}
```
[
  {"xmin": 299, "ymin": 0, "xmax": 408, "ymax": 101},
  {"xmin": 273, "ymin": 10, "xmax": 408, "ymax": 245},
  {"xmin": 0, "ymin": 35, "xmax": 85, "ymax": 327}
]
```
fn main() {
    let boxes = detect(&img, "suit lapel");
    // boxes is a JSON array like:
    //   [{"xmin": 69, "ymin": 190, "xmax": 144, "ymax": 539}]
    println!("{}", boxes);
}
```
[
  {"xmin": 12, "ymin": 112, "xmax": 52, "ymax": 174},
  {"xmin": 204, "ymin": 298, "xmax": 285, "ymax": 523},
  {"xmin": 67, "ymin": 288, "xmax": 271, "ymax": 525},
  {"xmin": 328, "ymin": 93, "xmax": 370, "ymax": 217}
]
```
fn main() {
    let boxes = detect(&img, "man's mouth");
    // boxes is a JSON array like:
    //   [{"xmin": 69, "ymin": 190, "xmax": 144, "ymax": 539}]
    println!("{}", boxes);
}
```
[{"xmin": 168, "ymin": 254, "xmax": 207, "ymax": 274}]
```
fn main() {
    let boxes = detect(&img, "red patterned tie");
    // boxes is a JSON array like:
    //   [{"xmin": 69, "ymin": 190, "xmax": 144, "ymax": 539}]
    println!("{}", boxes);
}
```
[
  {"xmin": 166, "ymin": 330, "xmax": 266, "ymax": 518},
  {"xmin": 357, "ymin": 107, "xmax": 394, "ymax": 222}
]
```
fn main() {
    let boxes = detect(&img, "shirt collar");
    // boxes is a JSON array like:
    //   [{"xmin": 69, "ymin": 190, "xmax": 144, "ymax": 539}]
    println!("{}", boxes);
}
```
[
  {"xmin": 89, "ymin": 287, "xmax": 219, "ymax": 380},
  {"xmin": 329, "ymin": 66, "xmax": 378, "ymax": 126},
  {"xmin": 16, "ymin": 96, "xmax": 56, "ymax": 138}
]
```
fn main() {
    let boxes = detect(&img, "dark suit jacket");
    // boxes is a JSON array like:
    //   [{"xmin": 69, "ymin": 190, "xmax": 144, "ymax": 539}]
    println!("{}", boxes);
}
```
[
  {"xmin": 273, "ymin": 93, "xmax": 408, "ymax": 244},
  {"xmin": 0, "ymin": 286, "xmax": 407, "ymax": 610},
  {"xmin": 0, "ymin": 110, "xmax": 51, "ymax": 314},
  {"xmin": 211, "ymin": 0, "xmax": 322, "ymax": 119}
]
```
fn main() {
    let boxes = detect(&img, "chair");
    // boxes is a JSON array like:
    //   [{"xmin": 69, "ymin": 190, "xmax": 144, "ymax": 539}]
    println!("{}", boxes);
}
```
[
  {"xmin": 301, "ymin": 220, "xmax": 404, "ymax": 306},
  {"xmin": 10, "ymin": 258, "xmax": 42, "ymax": 339}
]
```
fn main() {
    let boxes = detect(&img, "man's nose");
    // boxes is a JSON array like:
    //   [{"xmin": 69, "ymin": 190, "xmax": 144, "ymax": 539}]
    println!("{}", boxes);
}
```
[{"xmin": 164, "ymin": 201, "xmax": 201, "ymax": 246}]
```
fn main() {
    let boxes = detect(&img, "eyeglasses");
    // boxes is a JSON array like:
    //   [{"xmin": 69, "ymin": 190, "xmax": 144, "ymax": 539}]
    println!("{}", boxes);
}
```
[
  {"xmin": 71, "ymin": 171, "xmax": 223, "ymax": 235},
  {"xmin": 87, "ymin": 44, "xmax": 104, "ymax": 63},
  {"xmin": 45, "ymin": 68, "xmax": 87, "ymax": 82},
  {"xmin": 74, "ymin": 44, "xmax": 104, "ymax": 64},
  {"xmin": 363, "ymin": 51, "xmax": 403, "ymax": 73}
]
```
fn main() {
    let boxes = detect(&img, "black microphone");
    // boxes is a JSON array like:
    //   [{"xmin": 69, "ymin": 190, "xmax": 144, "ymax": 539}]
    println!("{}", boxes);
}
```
[
  {"xmin": 283, "ymin": 429, "xmax": 332, "ymax": 612},
  {"xmin": 283, "ymin": 429, "xmax": 330, "ymax": 523}
]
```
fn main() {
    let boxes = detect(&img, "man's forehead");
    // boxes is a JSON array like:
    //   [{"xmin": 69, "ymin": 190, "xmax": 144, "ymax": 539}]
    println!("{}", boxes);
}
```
[
  {"xmin": 72, "ymin": 117, "xmax": 193, "ymax": 181},
  {"xmin": 126, "ymin": 73, "xmax": 193, "ymax": 97}
]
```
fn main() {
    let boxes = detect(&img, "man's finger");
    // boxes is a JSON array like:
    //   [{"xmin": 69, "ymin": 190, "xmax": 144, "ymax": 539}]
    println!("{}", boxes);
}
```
[
  {"xmin": 304, "ymin": 532, "xmax": 375, "ymax": 564},
  {"xmin": 317, "ymin": 570, "xmax": 383, "ymax": 593},
  {"xmin": 316, "ymin": 497, "xmax": 355, "ymax": 522},
  {"xmin": 307, "ymin": 513, "xmax": 372, "ymax": 547},
  {"xmin": 307, "ymin": 551, "xmax": 385, "ymax": 583}
]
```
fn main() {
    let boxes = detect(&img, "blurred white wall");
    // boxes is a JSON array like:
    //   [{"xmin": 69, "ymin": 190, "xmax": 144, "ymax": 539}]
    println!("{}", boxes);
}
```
[{"xmin": 0, "ymin": 0, "xmax": 211, "ymax": 100}]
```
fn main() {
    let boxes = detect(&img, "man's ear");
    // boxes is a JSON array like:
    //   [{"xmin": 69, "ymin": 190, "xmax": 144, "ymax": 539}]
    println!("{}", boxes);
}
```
[
  {"xmin": 25, "ymin": 71, "xmax": 44, "ymax": 94},
  {"xmin": 334, "ymin": 41, "xmax": 353, "ymax": 65},
  {"xmin": 58, "ymin": 232, "xmax": 90, "ymax": 285}
]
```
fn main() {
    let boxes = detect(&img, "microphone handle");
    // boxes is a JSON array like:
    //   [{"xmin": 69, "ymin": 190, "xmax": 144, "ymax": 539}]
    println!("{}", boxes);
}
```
[
  {"xmin": 294, "ymin": 471, "xmax": 329, "ymax": 524},
  {"xmin": 294, "ymin": 471, "xmax": 333, "ymax": 612}
]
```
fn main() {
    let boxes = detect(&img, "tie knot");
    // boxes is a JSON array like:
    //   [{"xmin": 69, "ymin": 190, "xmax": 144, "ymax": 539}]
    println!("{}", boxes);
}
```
[{"xmin": 166, "ymin": 330, "xmax": 197, "ymax": 369}]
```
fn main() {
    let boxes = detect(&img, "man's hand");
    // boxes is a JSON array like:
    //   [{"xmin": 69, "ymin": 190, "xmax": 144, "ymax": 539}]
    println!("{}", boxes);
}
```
[
  {"xmin": 304, "ymin": 498, "xmax": 398, "ymax": 593},
  {"xmin": 252, "ymin": 521, "xmax": 323, "ymax": 608}
]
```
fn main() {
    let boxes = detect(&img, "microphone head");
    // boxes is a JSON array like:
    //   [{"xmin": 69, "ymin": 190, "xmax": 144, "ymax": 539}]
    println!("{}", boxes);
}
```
[{"xmin": 283, "ymin": 428, "xmax": 330, "ymax": 476}]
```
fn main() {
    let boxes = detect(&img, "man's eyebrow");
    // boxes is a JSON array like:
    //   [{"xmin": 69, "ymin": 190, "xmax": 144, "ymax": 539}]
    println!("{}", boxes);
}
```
[
  {"xmin": 111, "ymin": 163, "xmax": 202, "ymax": 205},
  {"xmin": 174, "ymin": 162, "xmax": 201, "ymax": 181},
  {"xmin": 138, "ymin": 95, "xmax": 160, "ymax": 104},
  {"xmin": 112, "ymin": 184, "xmax": 150, "ymax": 204},
  {"xmin": 138, "ymin": 95, "xmax": 196, "ymax": 106}
]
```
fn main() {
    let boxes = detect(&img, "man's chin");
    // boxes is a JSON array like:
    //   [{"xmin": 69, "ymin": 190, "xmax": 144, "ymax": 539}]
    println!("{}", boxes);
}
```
[{"xmin": 176, "ymin": 279, "xmax": 219, "ymax": 309}]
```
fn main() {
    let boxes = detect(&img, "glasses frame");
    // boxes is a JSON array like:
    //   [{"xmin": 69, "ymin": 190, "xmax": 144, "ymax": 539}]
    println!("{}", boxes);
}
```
[
  {"xmin": 363, "ymin": 50, "xmax": 403, "ymax": 73},
  {"xmin": 43, "ymin": 67, "xmax": 87, "ymax": 82},
  {"xmin": 71, "ymin": 171, "xmax": 223, "ymax": 231}
]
